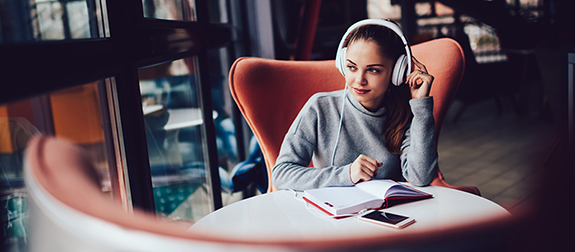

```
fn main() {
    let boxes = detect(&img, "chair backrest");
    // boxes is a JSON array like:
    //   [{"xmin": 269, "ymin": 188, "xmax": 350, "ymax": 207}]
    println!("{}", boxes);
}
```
[{"xmin": 230, "ymin": 38, "xmax": 479, "ymax": 195}]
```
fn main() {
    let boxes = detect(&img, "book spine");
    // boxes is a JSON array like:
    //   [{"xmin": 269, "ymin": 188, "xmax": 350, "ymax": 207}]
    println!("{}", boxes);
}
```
[
  {"xmin": 387, "ymin": 195, "xmax": 432, "ymax": 200},
  {"xmin": 302, "ymin": 196, "xmax": 334, "ymax": 216}
]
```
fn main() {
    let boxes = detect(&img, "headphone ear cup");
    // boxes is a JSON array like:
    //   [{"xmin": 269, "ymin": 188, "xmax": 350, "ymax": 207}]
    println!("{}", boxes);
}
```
[
  {"xmin": 337, "ymin": 47, "xmax": 347, "ymax": 77},
  {"xmin": 391, "ymin": 54, "xmax": 408, "ymax": 86}
]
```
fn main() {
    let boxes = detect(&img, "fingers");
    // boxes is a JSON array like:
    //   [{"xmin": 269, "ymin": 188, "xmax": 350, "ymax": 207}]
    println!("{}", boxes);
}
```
[
  {"xmin": 406, "ymin": 60, "xmax": 434, "ymax": 98},
  {"xmin": 406, "ymin": 70, "xmax": 432, "ymax": 87},
  {"xmin": 350, "ymin": 155, "xmax": 382, "ymax": 183},
  {"xmin": 408, "ymin": 56, "xmax": 429, "ymax": 85},
  {"xmin": 406, "ymin": 57, "xmax": 433, "ymax": 89},
  {"xmin": 411, "ymin": 56, "xmax": 428, "ymax": 73},
  {"xmin": 358, "ymin": 155, "xmax": 381, "ymax": 176}
]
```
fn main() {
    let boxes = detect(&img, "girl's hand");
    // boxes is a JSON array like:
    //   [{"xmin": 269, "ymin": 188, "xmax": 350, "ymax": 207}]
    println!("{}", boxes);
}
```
[
  {"xmin": 350, "ymin": 154, "xmax": 381, "ymax": 183},
  {"xmin": 406, "ymin": 57, "xmax": 434, "ymax": 99}
]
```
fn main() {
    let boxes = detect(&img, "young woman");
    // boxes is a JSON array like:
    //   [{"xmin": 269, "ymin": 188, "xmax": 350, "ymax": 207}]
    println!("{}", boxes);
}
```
[{"xmin": 272, "ymin": 19, "xmax": 438, "ymax": 191}]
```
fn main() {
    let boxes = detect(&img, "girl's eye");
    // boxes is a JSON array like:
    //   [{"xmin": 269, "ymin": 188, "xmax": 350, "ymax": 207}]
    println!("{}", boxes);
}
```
[
  {"xmin": 368, "ymin": 68, "xmax": 380, "ymax": 73},
  {"xmin": 347, "ymin": 65, "xmax": 357, "ymax": 71}
]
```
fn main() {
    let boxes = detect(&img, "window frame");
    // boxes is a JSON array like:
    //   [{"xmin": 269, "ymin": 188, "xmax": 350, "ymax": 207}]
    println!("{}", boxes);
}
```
[{"xmin": 0, "ymin": 0, "xmax": 234, "ymax": 212}]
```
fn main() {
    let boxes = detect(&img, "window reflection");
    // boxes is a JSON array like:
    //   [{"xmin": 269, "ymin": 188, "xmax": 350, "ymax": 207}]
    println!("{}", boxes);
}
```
[
  {"xmin": 208, "ymin": 0, "xmax": 228, "ymax": 23},
  {"xmin": 142, "ymin": 0, "xmax": 196, "ymax": 21},
  {"xmin": 0, "ymin": 105, "xmax": 38, "ymax": 252},
  {"xmin": 0, "ymin": 0, "xmax": 109, "ymax": 43},
  {"xmin": 207, "ymin": 47, "xmax": 267, "ymax": 202},
  {"xmin": 49, "ymin": 83, "xmax": 112, "ymax": 189},
  {"xmin": 207, "ymin": 47, "xmax": 245, "ymax": 203},
  {"xmin": 0, "ymin": 81, "xmax": 113, "ymax": 251},
  {"xmin": 138, "ymin": 58, "xmax": 214, "ymax": 221},
  {"xmin": 462, "ymin": 18, "xmax": 508, "ymax": 64}
]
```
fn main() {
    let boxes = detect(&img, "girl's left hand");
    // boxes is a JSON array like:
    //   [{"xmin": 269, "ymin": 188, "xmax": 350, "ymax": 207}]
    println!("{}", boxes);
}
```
[{"xmin": 406, "ymin": 57, "xmax": 434, "ymax": 99}]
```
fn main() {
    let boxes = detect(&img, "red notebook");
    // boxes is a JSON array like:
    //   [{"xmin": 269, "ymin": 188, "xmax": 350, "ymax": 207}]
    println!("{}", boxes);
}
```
[{"xmin": 302, "ymin": 179, "xmax": 432, "ymax": 218}]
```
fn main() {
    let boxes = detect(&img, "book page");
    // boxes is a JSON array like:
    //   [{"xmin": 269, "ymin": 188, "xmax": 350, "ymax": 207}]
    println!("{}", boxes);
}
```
[
  {"xmin": 354, "ymin": 180, "xmax": 397, "ymax": 198},
  {"xmin": 355, "ymin": 179, "xmax": 430, "ymax": 199},
  {"xmin": 385, "ymin": 184, "xmax": 430, "ymax": 198},
  {"xmin": 305, "ymin": 187, "xmax": 379, "ymax": 209}
]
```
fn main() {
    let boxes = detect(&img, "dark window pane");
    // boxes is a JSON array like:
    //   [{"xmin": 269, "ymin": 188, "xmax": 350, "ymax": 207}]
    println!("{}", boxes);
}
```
[
  {"xmin": 208, "ymin": 0, "xmax": 228, "ymax": 23},
  {"xmin": 138, "ymin": 58, "xmax": 214, "ymax": 221},
  {"xmin": 1, "ymin": 80, "xmax": 114, "ymax": 251},
  {"xmin": 142, "ymin": 0, "xmax": 196, "ymax": 21},
  {"xmin": 0, "ymin": 0, "xmax": 109, "ymax": 44}
]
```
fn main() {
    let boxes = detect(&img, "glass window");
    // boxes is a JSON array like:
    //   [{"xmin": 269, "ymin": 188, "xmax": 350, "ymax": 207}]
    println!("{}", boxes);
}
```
[
  {"xmin": 0, "ymin": 80, "xmax": 114, "ymax": 251},
  {"xmin": 202, "ymin": 47, "xmax": 266, "ymax": 203},
  {"xmin": 0, "ymin": 101, "xmax": 37, "ymax": 252},
  {"xmin": 462, "ymin": 17, "xmax": 508, "ymax": 64},
  {"xmin": 142, "ymin": 0, "xmax": 196, "ymax": 21},
  {"xmin": 207, "ymin": 47, "xmax": 250, "ymax": 204},
  {"xmin": 415, "ymin": 2, "xmax": 432, "ymax": 17},
  {"xmin": 208, "ymin": 0, "xmax": 228, "ymax": 23},
  {"xmin": 49, "ymin": 82, "xmax": 114, "ymax": 193},
  {"xmin": 0, "ymin": 0, "xmax": 109, "ymax": 44},
  {"xmin": 138, "ymin": 58, "xmax": 214, "ymax": 221}
]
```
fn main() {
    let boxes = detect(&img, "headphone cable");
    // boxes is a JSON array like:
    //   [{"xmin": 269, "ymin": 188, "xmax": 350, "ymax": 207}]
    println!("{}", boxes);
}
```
[{"xmin": 331, "ymin": 88, "xmax": 347, "ymax": 167}]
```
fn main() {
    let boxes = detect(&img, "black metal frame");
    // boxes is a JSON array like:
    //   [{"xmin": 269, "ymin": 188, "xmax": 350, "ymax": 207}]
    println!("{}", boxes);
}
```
[{"xmin": 0, "ymin": 0, "xmax": 233, "ymax": 212}]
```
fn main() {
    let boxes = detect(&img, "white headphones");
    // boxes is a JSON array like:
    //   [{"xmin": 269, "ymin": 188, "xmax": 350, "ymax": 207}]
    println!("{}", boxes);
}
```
[
  {"xmin": 330, "ymin": 19, "xmax": 412, "ymax": 167},
  {"xmin": 335, "ymin": 19, "xmax": 412, "ymax": 86}
]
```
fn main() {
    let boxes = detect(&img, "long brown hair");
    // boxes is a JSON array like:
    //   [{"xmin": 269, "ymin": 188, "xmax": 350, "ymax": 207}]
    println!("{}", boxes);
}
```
[{"xmin": 347, "ymin": 24, "xmax": 413, "ymax": 155}]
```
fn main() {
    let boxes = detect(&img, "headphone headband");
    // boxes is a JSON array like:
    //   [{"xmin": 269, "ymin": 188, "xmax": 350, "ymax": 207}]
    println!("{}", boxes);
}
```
[{"xmin": 335, "ymin": 19, "xmax": 412, "ymax": 85}]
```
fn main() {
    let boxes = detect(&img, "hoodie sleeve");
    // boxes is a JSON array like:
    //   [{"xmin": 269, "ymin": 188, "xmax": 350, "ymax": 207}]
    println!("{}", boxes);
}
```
[{"xmin": 399, "ymin": 97, "xmax": 438, "ymax": 186}]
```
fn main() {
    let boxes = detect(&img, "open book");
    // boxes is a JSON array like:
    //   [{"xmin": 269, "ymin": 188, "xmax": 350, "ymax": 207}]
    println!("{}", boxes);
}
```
[{"xmin": 302, "ymin": 179, "xmax": 432, "ymax": 218}]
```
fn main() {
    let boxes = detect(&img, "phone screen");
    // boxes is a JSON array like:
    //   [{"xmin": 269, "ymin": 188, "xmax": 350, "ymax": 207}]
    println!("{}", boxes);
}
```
[{"xmin": 362, "ymin": 211, "xmax": 409, "ymax": 225}]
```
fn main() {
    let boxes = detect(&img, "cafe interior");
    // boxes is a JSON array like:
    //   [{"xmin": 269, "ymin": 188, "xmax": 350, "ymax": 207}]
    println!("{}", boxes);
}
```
[{"xmin": 0, "ymin": 0, "xmax": 574, "ymax": 251}]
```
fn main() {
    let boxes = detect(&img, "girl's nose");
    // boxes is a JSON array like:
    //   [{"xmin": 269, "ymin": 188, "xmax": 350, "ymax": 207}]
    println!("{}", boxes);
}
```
[{"xmin": 355, "ymin": 72, "xmax": 367, "ymax": 85}]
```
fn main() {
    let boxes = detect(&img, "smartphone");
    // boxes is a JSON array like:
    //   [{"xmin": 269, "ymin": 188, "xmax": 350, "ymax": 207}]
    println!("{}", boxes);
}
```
[{"xmin": 356, "ymin": 210, "xmax": 415, "ymax": 229}]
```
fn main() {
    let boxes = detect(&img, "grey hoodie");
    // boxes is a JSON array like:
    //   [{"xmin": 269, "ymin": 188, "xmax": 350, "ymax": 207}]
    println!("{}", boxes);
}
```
[{"xmin": 272, "ymin": 90, "xmax": 438, "ymax": 191}]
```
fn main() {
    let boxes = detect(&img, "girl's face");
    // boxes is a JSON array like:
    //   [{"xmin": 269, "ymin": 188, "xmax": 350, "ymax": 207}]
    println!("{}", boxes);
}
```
[{"xmin": 344, "ymin": 39, "xmax": 394, "ymax": 112}]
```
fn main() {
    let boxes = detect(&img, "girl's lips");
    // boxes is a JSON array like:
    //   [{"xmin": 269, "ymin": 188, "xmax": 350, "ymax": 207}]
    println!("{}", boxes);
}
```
[{"xmin": 354, "ymin": 88, "xmax": 370, "ymax": 95}]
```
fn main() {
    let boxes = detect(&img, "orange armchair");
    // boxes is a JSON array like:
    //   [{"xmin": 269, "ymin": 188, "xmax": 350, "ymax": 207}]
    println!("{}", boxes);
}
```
[{"xmin": 230, "ymin": 38, "xmax": 480, "ymax": 195}]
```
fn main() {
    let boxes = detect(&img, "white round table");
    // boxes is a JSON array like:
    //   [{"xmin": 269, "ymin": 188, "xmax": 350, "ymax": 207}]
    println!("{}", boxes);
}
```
[{"xmin": 190, "ymin": 185, "xmax": 510, "ymax": 241}]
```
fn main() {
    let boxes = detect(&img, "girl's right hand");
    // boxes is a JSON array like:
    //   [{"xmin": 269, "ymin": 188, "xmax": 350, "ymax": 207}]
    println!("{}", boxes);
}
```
[
  {"xmin": 407, "ymin": 56, "xmax": 434, "ymax": 99},
  {"xmin": 350, "ymin": 154, "xmax": 382, "ymax": 183}
]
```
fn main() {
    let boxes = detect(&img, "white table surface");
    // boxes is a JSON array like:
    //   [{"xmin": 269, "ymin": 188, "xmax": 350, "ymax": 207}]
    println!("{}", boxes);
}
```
[
  {"xmin": 142, "ymin": 106, "xmax": 219, "ymax": 130},
  {"xmin": 163, "ymin": 108, "xmax": 204, "ymax": 130},
  {"xmin": 190, "ymin": 185, "xmax": 510, "ymax": 241}
]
